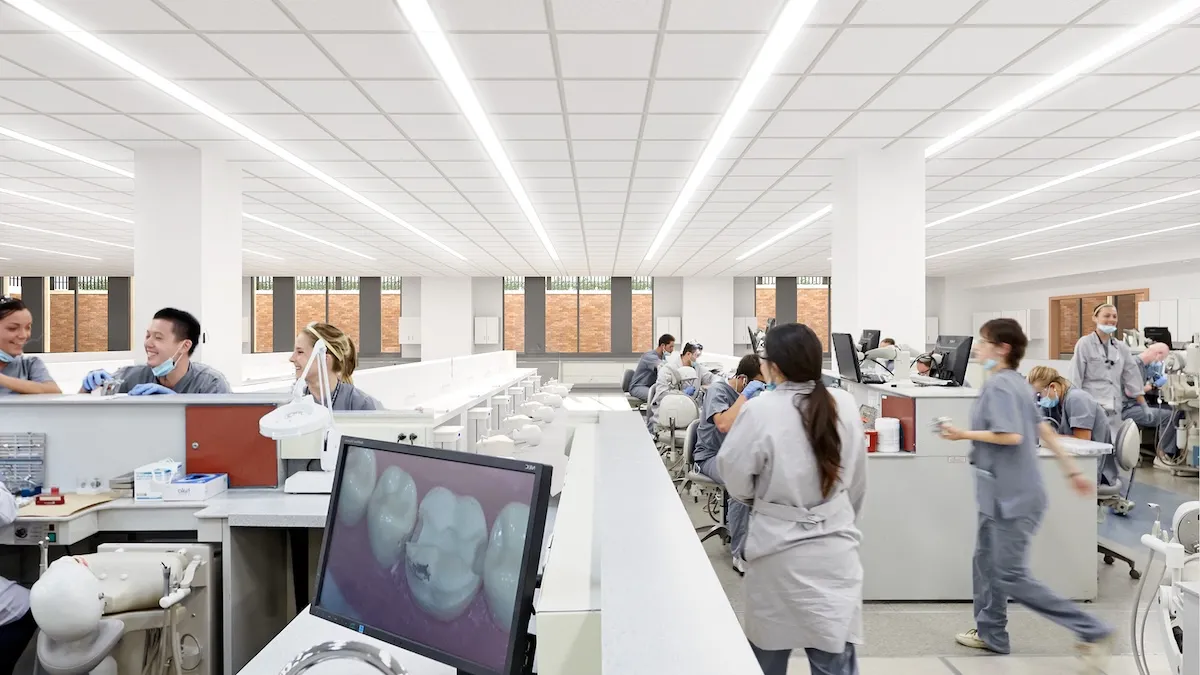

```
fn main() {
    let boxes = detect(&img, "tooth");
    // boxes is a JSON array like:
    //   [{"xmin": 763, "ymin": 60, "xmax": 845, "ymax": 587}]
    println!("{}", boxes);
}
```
[
  {"xmin": 404, "ymin": 486, "xmax": 487, "ymax": 621},
  {"xmin": 483, "ymin": 502, "xmax": 530, "ymax": 630},
  {"xmin": 337, "ymin": 446, "xmax": 377, "ymax": 527},
  {"xmin": 366, "ymin": 466, "xmax": 418, "ymax": 569}
]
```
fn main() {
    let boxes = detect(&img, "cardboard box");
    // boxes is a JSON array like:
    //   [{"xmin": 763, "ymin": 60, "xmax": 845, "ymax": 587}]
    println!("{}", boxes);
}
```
[
  {"xmin": 164, "ymin": 473, "xmax": 228, "ymax": 502},
  {"xmin": 134, "ymin": 459, "xmax": 183, "ymax": 502}
]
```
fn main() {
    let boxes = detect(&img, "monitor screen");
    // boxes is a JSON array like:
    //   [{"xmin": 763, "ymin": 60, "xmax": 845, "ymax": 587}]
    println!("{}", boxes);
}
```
[
  {"xmin": 832, "ymin": 332, "xmax": 863, "ymax": 383},
  {"xmin": 312, "ymin": 437, "xmax": 552, "ymax": 675},
  {"xmin": 858, "ymin": 329, "xmax": 881, "ymax": 353},
  {"xmin": 933, "ymin": 335, "xmax": 973, "ymax": 386}
]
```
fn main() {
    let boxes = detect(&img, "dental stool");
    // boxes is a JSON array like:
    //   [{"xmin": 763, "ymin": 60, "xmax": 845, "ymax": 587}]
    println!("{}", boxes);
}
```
[
  {"xmin": 1099, "ymin": 419, "xmax": 1143, "ymax": 579},
  {"xmin": 654, "ymin": 393, "xmax": 699, "ymax": 476},
  {"xmin": 621, "ymin": 369, "xmax": 644, "ymax": 411},
  {"xmin": 677, "ymin": 420, "xmax": 730, "ymax": 545}
]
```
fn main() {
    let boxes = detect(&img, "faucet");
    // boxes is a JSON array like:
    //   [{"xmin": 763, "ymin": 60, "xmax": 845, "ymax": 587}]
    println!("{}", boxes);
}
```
[{"xmin": 276, "ymin": 641, "xmax": 408, "ymax": 675}]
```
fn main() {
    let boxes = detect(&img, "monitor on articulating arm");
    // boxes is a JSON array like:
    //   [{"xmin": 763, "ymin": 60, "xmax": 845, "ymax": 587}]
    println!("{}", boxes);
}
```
[
  {"xmin": 932, "ymin": 335, "xmax": 973, "ymax": 387},
  {"xmin": 1144, "ymin": 326, "xmax": 1173, "ymax": 348},
  {"xmin": 311, "ymin": 436, "xmax": 553, "ymax": 675},
  {"xmin": 858, "ymin": 329, "xmax": 881, "ymax": 353}
]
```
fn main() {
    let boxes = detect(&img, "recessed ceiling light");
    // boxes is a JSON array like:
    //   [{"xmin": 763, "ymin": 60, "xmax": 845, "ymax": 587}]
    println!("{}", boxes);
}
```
[
  {"xmin": 645, "ymin": 0, "xmax": 819, "ymax": 262},
  {"xmin": 396, "ymin": 0, "xmax": 558, "ymax": 262},
  {"xmin": 926, "ymin": 130, "xmax": 1200, "ymax": 229},
  {"xmin": 242, "ymin": 247, "xmax": 283, "ymax": 261},
  {"xmin": 927, "ymin": 189, "xmax": 1200, "ymax": 259},
  {"xmin": 0, "ymin": 187, "xmax": 133, "ymax": 224},
  {"xmin": 0, "ymin": 220, "xmax": 131, "ymax": 249},
  {"xmin": 926, "ymin": 0, "xmax": 1200, "ymax": 158},
  {"xmin": 244, "ymin": 213, "xmax": 375, "ymax": 261},
  {"xmin": 4, "ymin": 0, "xmax": 466, "ymax": 263},
  {"xmin": 0, "ymin": 242, "xmax": 101, "ymax": 260},
  {"xmin": 736, "ymin": 206, "xmax": 832, "ymax": 261},
  {"xmin": 1012, "ymin": 222, "xmax": 1200, "ymax": 260},
  {"xmin": 0, "ymin": 125, "xmax": 134, "ymax": 178}
]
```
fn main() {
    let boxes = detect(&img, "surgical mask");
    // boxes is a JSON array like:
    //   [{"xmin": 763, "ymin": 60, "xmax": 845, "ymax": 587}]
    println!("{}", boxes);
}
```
[
  {"xmin": 1038, "ymin": 395, "xmax": 1058, "ymax": 409},
  {"xmin": 0, "ymin": 351, "xmax": 13, "ymax": 364},
  {"xmin": 981, "ymin": 358, "xmax": 998, "ymax": 371},
  {"xmin": 766, "ymin": 382, "xmax": 776, "ymax": 391},
  {"xmin": 151, "ymin": 345, "xmax": 185, "ymax": 378},
  {"xmin": 1098, "ymin": 324, "xmax": 1117, "ymax": 335}
]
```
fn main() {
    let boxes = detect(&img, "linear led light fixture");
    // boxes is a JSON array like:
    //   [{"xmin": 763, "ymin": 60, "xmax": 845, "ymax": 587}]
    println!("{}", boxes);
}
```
[
  {"xmin": 736, "ymin": 205, "xmax": 832, "ymax": 261},
  {"xmin": 927, "ymin": 188, "xmax": 1200, "ymax": 259},
  {"xmin": 396, "ymin": 0, "xmax": 558, "ymax": 261},
  {"xmin": 0, "ymin": 125, "xmax": 134, "ymax": 178},
  {"xmin": 926, "ymin": 129, "xmax": 1200, "ymax": 228},
  {"xmin": 1012, "ymin": 221, "xmax": 1199, "ymax": 260},
  {"xmin": 645, "ymin": 0, "xmax": 818, "ymax": 261},
  {"xmin": 0, "ymin": 187, "xmax": 134, "ymax": 224},
  {"xmin": 0, "ymin": 241, "xmax": 100, "ymax": 260},
  {"xmin": 0, "ymin": 219, "xmax": 131, "ymax": 249},
  {"xmin": 926, "ymin": 0, "xmax": 1200, "ymax": 158},
  {"xmin": 244, "ymin": 213, "xmax": 374, "ymax": 261},
  {"xmin": 4, "ymin": 0, "xmax": 465, "ymax": 263},
  {"xmin": 242, "ymin": 247, "xmax": 283, "ymax": 261}
]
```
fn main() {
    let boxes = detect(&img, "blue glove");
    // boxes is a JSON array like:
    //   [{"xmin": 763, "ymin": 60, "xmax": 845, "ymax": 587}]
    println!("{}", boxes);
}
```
[
  {"xmin": 129, "ymin": 383, "xmax": 176, "ymax": 396},
  {"xmin": 82, "ymin": 369, "xmax": 113, "ymax": 392},
  {"xmin": 683, "ymin": 386, "xmax": 696, "ymax": 396},
  {"xmin": 1154, "ymin": 375, "xmax": 1168, "ymax": 387},
  {"xmin": 742, "ymin": 380, "xmax": 766, "ymax": 399}
]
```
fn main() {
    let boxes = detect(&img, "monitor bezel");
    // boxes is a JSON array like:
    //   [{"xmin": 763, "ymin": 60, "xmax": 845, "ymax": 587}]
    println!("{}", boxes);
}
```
[
  {"xmin": 832, "ymin": 332, "xmax": 864, "ymax": 383},
  {"xmin": 310, "ymin": 435, "xmax": 552, "ymax": 675}
]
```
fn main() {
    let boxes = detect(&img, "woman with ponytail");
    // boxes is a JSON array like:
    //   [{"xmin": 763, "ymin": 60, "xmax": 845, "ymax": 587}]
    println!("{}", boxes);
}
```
[{"xmin": 717, "ymin": 322, "xmax": 867, "ymax": 675}]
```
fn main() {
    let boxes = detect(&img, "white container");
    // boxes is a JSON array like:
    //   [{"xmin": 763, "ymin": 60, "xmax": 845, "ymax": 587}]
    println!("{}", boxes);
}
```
[
  {"xmin": 876, "ymin": 417, "xmax": 901, "ymax": 454},
  {"xmin": 134, "ymin": 459, "xmax": 183, "ymax": 502},
  {"xmin": 433, "ymin": 425, "xmax": 464, "ymax": 452},
  {"xmin": 164, "ymin": 473, "xmax": 228, "ymax": 502}
]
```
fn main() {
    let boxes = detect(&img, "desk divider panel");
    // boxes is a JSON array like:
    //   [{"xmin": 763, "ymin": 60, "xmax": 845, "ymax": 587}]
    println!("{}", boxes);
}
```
[{"xmin": 185, "ymin": 405, "xmax": 280, "ymax": 487}]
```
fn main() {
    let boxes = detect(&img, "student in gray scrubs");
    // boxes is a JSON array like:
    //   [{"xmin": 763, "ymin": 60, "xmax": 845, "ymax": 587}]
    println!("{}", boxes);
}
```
[
  {"xmin": 80, "ymin": 307, "xmax": 230, "ymax": 395},
  {"xmin": 940, "ymin": 318, "xmax": 1112, "ymax": 673},
  {"xmin": 1069, "ymin": 303, "xmax": 1146, "ymax": 438},
  {"xmin": 693, "ymin": 353, "xmax": 765, "ymax": 575},
  {"xmin": 629, "ymin": 334, "xmax": 675, "ymax": 402},
  {"xmin": 0, "ymin": 297, "xmax": 60, "ymax": 396},
  {"xmin": 291, "ymin": 322, "xmax": 381, "ymax": 411},
  {"xmin": 1027, "ymin": 365, "xmax": 1114, "ymax": 483}
]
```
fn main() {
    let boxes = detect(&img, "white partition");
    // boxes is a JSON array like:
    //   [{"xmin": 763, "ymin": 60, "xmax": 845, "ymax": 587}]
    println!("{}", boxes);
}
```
[
  {"xmin": 560, "ymin": 361, "xmax": 637, "ymax": 386},
  {"xmin": 695, "ymin": 352, "xmax": 744, "ymax": 374},
  {"xmin": 42, "ymin": 351, "xmax": 295, "ymax": 390},
  {"xmin": 36, "ymin": 351, "xmax": 135, "ymax": 363}
]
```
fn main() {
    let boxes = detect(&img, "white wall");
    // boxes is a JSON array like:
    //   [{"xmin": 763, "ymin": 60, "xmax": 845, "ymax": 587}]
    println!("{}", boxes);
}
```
[
  {"xmin": 401, "ymin": 277, "xmax": 421, "ymax": 359},
  {"xmin": 472, "ymin": 277, "xmax": 503, "ymax": 354},
  {"xmin": 420, "ymin": 278, "xmax": 473, "ymax": 360},
  {"xmin": 682, "ymin": 277, "xmax": 735, "ymax": 355}
]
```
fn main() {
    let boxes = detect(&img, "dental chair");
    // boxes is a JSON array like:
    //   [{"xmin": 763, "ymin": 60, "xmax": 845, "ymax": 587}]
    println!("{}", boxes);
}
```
[
  {"xmin": 1099, "ymin": 419, "xmax": 1143, "ymax": 579},
  {"xmin": 677, "ymin": 420, "xmax": 730, "ymax": 545},
  {"xmin": 653, "ymin": 393, "xmax": 699, "ymax": 478}
]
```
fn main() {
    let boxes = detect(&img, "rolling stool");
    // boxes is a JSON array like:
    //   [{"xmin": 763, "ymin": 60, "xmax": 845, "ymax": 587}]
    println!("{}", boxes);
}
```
[
  {"xmin": 679, "ymin": 420, "xmax": 730, "ymax": 545},
  {"xmin": 1099, "ymin": 418, "xmax": 1144, "ymax": 579}
]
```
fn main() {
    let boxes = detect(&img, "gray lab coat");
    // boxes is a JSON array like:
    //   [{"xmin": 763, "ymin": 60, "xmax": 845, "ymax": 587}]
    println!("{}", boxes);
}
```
[
  {"xmin": 115, "ymin": 361, "xmax": 231, "ymax": 394},
  {"xmin": 0, "ymin": 355, "xmax": 53, "ymax": 396},
  {"xmin": 645, "ymin": 362, "xmax": 711, "ymax": 431},
  {"xmin": 305, "ymin": 382, "xmax": 382, "ymax": 411},
  {"xmin": 1068, "ymin": 333, "xmax": 1142, "ymax": 435},
  {"xmin": 716, "ymin": 381, "xmax": 868, "ymax": 653}
]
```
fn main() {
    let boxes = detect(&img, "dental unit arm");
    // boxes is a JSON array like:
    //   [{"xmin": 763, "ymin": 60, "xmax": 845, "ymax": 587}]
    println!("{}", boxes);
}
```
[
  {"xmin": 1159, "ymin": 343, "xmax": 1200, "ymax": 473},
  {"xmin": 1130, "ymin": 500, "xmax": 1199, "ymax": 675}
]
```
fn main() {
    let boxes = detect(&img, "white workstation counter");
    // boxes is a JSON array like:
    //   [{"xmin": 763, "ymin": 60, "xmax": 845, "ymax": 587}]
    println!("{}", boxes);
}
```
[{"xmin": 823, "ymin": 371, "xmax": 1107, "ymax": 601}]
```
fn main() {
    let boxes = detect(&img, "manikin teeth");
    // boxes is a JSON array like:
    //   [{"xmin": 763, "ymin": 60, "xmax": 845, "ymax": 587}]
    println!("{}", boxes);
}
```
[
  {"xmin": 338, "ymin": 446, "xmax": 377, "ymax": 527},
  {"xmin": 366, "ymin": 466, "xmax": 419, "ymax": 569},
  {"xmin": 404, "ymin": 486, "xmax": 487, "ymax": 621},
  {"xmin": 483, "ymin": 502, "xmax": 530, "ymax": 630}
]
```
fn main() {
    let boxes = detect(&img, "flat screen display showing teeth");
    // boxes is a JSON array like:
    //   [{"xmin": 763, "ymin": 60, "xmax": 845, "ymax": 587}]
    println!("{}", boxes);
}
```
[{"xmin": 312, "ymin": 437, "xmax": 552, "ymax": 675}]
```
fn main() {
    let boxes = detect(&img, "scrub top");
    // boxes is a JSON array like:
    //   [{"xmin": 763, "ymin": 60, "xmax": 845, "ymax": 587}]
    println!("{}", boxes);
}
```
[
  {"xmin": 306, "ymin": 382, "xmax": 382, "ymax": 411},
  {"xmin": 0, "ymin": 354, "xmax": 53, "ymax": 396},
  {"xmin": 1047, "ymin": 388, "xmax": 1112, "ymax": 446},
  {"xmin": 630, "ymin": 350, "xmax": 662, "ymax": 391},
  {"xmin": 1123, "ymin": 359, "xmax": 1157, "ymax": 410},
  {"xmin": 693, "ymin": 379, "xmax": 740, "ymax": 465},
  {"xmin": 1069, "ymin": 333, "xmax": 1141, "ymax": 415},
  {"xmin": 115, "ymin": 361, "xmax": 231, "ymax": 394},
  {"xmin": 969, "ymin": 369, "xmax": 1047, "ymax": 520}
]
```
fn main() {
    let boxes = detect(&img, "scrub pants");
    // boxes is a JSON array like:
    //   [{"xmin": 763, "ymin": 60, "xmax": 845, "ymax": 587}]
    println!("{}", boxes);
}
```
[
  {"xmin": 1123, "ymin": 404, "xmax": 1180, "ymax": 456},
  {"xmin": 972, "ymin": 511, "xmax": 1111, "ymax": 653},
  {"xmin": 751, "ymin": 643, "xmax": 858, "ymax": 675},
  {"xmin": 0, "ymin": 609, "xmax": 36, "ymax": 675},
  {"xmin": 629, "ymin": 384, "xmax": 650, "ymax": 402},
  {"xmin": 696, "ymin": 456, "xmax": 749, "ymax": 559}
]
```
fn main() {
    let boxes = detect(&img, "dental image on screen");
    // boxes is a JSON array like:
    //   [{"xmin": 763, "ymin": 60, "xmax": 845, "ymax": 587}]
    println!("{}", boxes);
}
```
[{"xmin": 317, "ymin": 445, "xmax": 537, "ymax": 673}]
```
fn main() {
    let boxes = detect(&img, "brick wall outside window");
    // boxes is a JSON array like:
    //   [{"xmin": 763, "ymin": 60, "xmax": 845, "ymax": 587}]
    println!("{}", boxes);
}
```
[
  {"xmin": 579, "ymin": 291, "xmax": 611, "ymax": 353},
  {"xmin": 504, "ymin": 291, "xmax": 525, "ymax": 352},
  {"xmin": 382, "ymin": 292, "xmax": 401, "ymax": 353},
  {"xmin": 632, "ymin": 292, "xmax": 652, "ymax": 353},
  {"xmin": 48, "ymin": 290, "xmax": 109, "ymax": 352},
  {"xmin": 798, "ymin": 287, "xmax": 830, "ymax": 352},
  {"xmin": 546, "ymin": 292, "xmax": 578, "ymax": 353},
  {"xmin": 755, "ymin": 287, "xmax": 775, "ymax": 331},
  {"xmin": 49, "ymin": 291, "xmax": 75, "ymax": 353},
  {"xmin": 254, "ymin": 291, "xmax": 274, "ymax": 353}
]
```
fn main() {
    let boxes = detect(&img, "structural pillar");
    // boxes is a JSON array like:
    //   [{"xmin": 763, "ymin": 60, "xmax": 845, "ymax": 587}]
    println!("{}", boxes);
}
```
[
  {"xmin": 19, "ymin": 277, "xmax": 48, "ymax": 353},
  {"xmin": 134, "ymin": 149, "xmax": 243, "ymax": 383},
  {"xmin": 831, "ymin": 142, "xmax": 926, "ymax": 353}
]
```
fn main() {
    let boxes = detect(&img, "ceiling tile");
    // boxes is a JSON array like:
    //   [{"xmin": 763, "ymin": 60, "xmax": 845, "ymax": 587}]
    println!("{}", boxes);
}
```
[
  {"xmin": 208, "ymin": 34, "xmax": 343, "ymax": 78},
  {"xmin": 270, "ymin": 81, "xmax": 379, "ymax": 114},
  {"xmin": 650, "ymin": 80, "xmax": 738, "ymax": 114},
  {"xmin": 451, "ymin": 33, "xmax": 556, "ymax": 79},
  {"xmin": 666, "ymin": 0, "xmax": 784, "ymax": 30},
  {"xmin": 474, "ymin": 81, "xmax": 563, "ymax": 114},
  {"xmin": 557, "ymin": 34, "xmax": 657, "ymax": 78},
  {"xmin": 279, "ymin": 0, "xmax": 409, "ymax": 31},
  {"xmin": 784, "ymin": 75, "xmax": 891, "ymax": 110},
  {"xmin": 563, "ymin": 80, "xmax": 647, "ymax": 113},
  {"xmin": 40, "ymin": 0, "xmax": 186, "ymax": 30},
  {"xmin": 432, "ymin": 0, "xmax": 547, "ymax": 30},
  {"xmin": 910, "ymin": 28, "xmax": 1057, "ymax": 75},
  {"xmin": 358, "ymin": 80, "xmax": 459, "ymax": 114},
  {"xmin": 657, "ymin": 33, "xmax": 766, "ymax": 79},
  {"xmin": 550, "ymin": 0, "xmax": 664, "ymax": 30},
  {"xmin": 314, "ymin": 34, "xmax": 435, "ymax": 78},
  {"xmin": 811, "ymin": 27, "xmax": 944, "ymax": 74},
  {"xmin": 159, "ymin": 0, "xmax": 297, "ymax": 29},
  {"xmin": 851, "ymin": 0, "xmax": 973, "ymax": 24}
]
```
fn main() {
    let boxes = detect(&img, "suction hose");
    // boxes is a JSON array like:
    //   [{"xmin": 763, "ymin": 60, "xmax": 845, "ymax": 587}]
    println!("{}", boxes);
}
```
[{"xmin": 1130, "ymin": 549, "xmax": 1156, "ymax": 675}]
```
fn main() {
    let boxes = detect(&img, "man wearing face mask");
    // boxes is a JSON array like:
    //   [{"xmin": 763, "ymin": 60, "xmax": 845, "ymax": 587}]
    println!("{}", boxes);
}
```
[{"xmin": 79, "ymin": 308, "xmax": 230, "ymax": 396}]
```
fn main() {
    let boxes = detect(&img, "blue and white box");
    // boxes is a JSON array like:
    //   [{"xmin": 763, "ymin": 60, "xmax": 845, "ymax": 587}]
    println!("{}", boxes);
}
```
[
  {"xmin": 134, "ymin": 459, "xmax": 183, "ymax": 502},
  {"xmin": 164, "ymin": 473, "xmax": 229, "ymax": 502}
]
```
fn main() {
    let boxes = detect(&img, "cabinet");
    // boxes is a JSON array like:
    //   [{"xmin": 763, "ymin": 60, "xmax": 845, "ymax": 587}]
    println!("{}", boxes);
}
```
[
  {"xmin": 398, "ymin": 317, "xmax": 421, "ymax": 345},
  {"xmin": 733, "ymin": 317, "xmax": 757, "ymax": 344},
  {"xmin": 1140, "ymin": 298, "xmax": 1200, "ymax": 342},
  {"xmin": 474, "ymin": 316, "xmax": 500, "ymax": 345},
  {"xmin": 656, "ymin": 316, "xmax": 681, "ymax": 341},
  {"xmin": 925, "ymin": 317, "xmax": 939, "ymax": 345}
]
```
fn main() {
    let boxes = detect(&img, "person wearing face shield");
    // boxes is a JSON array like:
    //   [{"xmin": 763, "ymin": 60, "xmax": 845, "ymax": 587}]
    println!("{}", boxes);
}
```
[
  {"xmin": 645, "ymin": 343, "xmax": 712, "ymax": 432},
  {"xmin": 0, "ymin": 297, "xmax": 60, "ymax": 396},
  {"xmin": 1121, "ymin": 341, "xmax": 1181, "ymax": 457},
  {"xmin": 1068, "ymin": 304, "xmax": 1147, "ymax": 473},
  {"xmin": 79, "ymin": 307, "xmax": 230, "ymax": 396}
]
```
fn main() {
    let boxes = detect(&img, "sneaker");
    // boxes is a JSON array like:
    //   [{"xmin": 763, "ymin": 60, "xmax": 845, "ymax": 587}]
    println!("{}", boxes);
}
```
[
  {"xmin": 955, "ymin": 629, "xmax": 989, "ymax": 651},
  {"xmin": 1076, "ymin": 635, "xmax": 1112, "ymax": 674},
  {"xmin": 732, "ymin": 556, "xmax": 745, "ymax": 576}
]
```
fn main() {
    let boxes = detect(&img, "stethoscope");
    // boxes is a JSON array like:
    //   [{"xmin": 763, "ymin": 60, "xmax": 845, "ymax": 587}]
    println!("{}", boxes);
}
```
[{"xmin": 1094, "ymin": 332, "xmax": 1118, "ymax": 369}]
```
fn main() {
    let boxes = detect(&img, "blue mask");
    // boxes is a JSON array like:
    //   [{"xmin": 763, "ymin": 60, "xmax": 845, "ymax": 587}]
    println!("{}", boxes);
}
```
[
  {"xmin": 151, "ymin": 358, "xmax": 176, "ymax": 378},
  {"xmin": 982, "ymin": 358, "xmax": 998, "ymax": 371},
  {"xmin": 1038, "ymin": 395, "xmax": 1058, "ymax": 409},
  {"xmin": 0, "ymin": 351, "xmax": 13, "ymax": 364},
  {"xmin": 766, "ymin": 382, "xmax": 777, "ymax": 391},
  {"xmin": 1098, "ymin": 324, "xmax": 1118, "ymax": 335}
]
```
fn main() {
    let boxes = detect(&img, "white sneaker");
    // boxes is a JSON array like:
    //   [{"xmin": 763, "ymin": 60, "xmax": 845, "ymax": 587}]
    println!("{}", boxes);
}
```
[
  {"xmin": 955, "ymin": 629, "xmax": 988, "ymax": 650},
  {"xmin": 732, "ymin": 556, "xmax": 745, "ymax": 576},
  {"xmin": 1076, "ymin": 636, "xmax": 1112, "ymax": 674}
]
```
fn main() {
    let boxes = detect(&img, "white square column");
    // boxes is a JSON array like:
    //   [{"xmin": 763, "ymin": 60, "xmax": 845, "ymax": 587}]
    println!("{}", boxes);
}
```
[
  {"xmin": 831, "ymin": 142, "xmax": 926, "ymax": 351},
  {"xmin": 134, "ymin": 148, "xmax": 243, "ymax": 384}
]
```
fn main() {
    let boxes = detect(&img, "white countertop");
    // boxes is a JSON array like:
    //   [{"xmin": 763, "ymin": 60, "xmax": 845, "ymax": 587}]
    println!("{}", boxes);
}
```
[{"xmin": 824, "ymin": 369, "xmax": 980, "ymax": 399}]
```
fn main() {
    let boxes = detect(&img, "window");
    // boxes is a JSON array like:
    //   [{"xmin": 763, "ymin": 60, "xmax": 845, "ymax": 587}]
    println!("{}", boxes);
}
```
[
  {"xmin": 3, "ymin": 277, "xmax": 20, "ymax": 299},
  {"xmin": 1049, "ymin": 288, "xmax": 1147, "ymax": 358},
  {"xmin": 253, "ymin": 277, "xmax": 273, "ymax": 353},
  {"xmin": 295, "ymin": 276, "xmax": 327, "ymax": 334},
  {"xmin": 797, "ymin": 276, "xmax": 831, "ymax": 353},
  {"xmin": 632, "ymin": 276, "xmax": 653, "ymax": 353},
  {"xmin": 382, "ymin": 276, "xmax": 402, "ymax": 353},
  {"xmin": 579, "ymin": 276, "xmax": 611, "ymax": 353},
  {"xmin": 503, "ymin": 277, "xmax": 524, "ymax": 352},
  {"xmin": 47, "ymin": 276, "xmax": 109, "ymax": 353},
  {"xmin": 294, "ymin": 276, "xmax": 362, "ymax": 350},
  {"xmin": 755, "ymin": 276, "xmax": 776, "ymax": 330},
  {"xmin": 546, "ymin": 276, "xmax": 578, "ymax": 353}
]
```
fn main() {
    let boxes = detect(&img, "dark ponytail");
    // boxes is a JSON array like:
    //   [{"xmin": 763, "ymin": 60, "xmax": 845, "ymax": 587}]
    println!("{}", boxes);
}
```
[{"xmin": 763, "ymin": 323, "xmax": 843, "ymax": 498}]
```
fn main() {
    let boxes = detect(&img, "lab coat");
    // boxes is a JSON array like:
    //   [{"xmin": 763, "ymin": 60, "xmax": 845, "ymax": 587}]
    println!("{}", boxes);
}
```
[{"xmin": 716, "ymin": 381, "xmax": 868, "ymax": 653}]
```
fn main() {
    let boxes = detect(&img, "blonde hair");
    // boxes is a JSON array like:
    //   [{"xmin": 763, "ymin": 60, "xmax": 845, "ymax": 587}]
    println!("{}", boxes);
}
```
[
  {"xmin": 1092, "ymin": 302, "xmax": 1116, "ymax": 317},
  {"xmin": 304, "ymin": 322, "xmax": 358, "ymax": 384},
  {"xmin": 1027, "ymin": 365, "xmax": 1071, "ymax": 394}
]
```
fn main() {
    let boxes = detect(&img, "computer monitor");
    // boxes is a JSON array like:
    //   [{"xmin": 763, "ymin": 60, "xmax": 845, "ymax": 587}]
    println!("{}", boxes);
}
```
[
  {"xmin": 833, "ymin": 332, "xmax": 864, "ymax": 383},
  {"xmin": 858, "ymin": 329, "xmax": 881, "ymax": 353},
  {"xmin": 932, "ymin": 335, "xmax": 973, "ymax": 387},
  {"xmin": 312, "ymin": 436, "xmax": 553, "ymax": 675},
  {"xmin": 1144, "ymin": 326, "xmax": 1173, "ymax": 347}
]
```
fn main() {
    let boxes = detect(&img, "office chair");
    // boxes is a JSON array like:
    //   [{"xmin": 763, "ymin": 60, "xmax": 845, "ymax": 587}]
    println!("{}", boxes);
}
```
[
  {"xmin": 1099, "ymin": 418, "xmax": 1143, "ymax": 579},
  {"xmin": 621, "ymin": 368, "xmax": 644, "ymax": 410},
  {"xmin": 678, "ymin": 420, "xmax": 731, "ymax": 545},
  {"xmin": 654, "ymin": 393, "xmax": 699, "ymax": 478}
]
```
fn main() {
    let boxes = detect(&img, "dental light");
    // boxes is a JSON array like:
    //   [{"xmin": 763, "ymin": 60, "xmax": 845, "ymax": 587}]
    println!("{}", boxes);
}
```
[{"xmin": 260, "ymin": 337, "xmax": 340, "ymax": 493}]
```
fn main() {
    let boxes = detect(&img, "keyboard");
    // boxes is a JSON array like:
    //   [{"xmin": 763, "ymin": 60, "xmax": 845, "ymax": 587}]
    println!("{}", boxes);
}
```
[
  {"xmin": 860, "ymin": 374, "xmax": 888, "ymax": 384},
  {"xmin": 909, "ymin": 374, "xmax": 952, "ymax": 386}
]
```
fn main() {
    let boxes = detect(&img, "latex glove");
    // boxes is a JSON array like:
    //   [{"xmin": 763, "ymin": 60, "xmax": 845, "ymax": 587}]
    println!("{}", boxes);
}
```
[
  {"xmin": 742, "ymin": 380, "xmax": 766, "ymax": 399},
  {"xmin": 683, "ymin": 385, "xmax": 696, "ymax": 397},
  {"xmin": 1154, "ymin": 375, "xmax": 1168, "ymax": 388},
  {"xmin": 82, "ymin": 370, "xmax": 113, "ymax": 392},
  {"xmin": 129, "ymin": 383, "xmax": 176, "ymax": 396}
]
